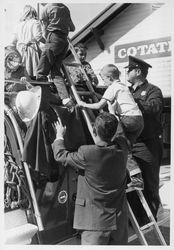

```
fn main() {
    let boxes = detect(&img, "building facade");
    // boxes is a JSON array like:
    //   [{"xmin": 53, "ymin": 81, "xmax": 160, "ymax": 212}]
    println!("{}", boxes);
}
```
[{"xmin": 71, "ymin": 2, "xmax": 172, "ymax": 160}]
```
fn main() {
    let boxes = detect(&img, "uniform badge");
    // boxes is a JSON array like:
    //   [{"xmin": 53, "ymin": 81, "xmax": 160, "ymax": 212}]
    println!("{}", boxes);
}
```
[
  {"xmin": 141, "ymin": 91, "xmax": 146, "ymax": 96},
  {"xmin": 58, "ymin": 190, "xmax": 68, "ymax": 204}
]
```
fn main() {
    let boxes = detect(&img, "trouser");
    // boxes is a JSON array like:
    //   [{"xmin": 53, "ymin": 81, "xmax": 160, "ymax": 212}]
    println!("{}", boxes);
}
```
[
  {"xmin": 137, "ymin": 157, "xmax": 161, "ymax": 219},
  {"xmin": 114, "ymin": 116, "xmax": 144, "ymax": 175},
  {"xmin": 37, "ymin": 32, "xmax": 68, "ymax": 80},
  {"xmin": 120, "ymin": 115, "xmax": 144, "ymax": 145},
  {"xmin": 127, "ymin": 137, "xmax": 163, "ymax": 220}
]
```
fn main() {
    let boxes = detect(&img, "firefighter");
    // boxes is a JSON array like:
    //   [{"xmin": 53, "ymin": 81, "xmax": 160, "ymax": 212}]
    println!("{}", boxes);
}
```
[{"xmin": 125, "ymin": 55, "xmax": 164, "ymax": 224}]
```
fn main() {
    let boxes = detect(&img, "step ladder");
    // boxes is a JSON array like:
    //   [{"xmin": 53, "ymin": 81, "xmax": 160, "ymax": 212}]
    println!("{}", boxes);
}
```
[
  {"xmin": 62, "ymin": 38, "xmax": 167, "ymax": 245},
  {"xmin": 126, "ymin": 187, "xmax": 167, "ymax": 245}
]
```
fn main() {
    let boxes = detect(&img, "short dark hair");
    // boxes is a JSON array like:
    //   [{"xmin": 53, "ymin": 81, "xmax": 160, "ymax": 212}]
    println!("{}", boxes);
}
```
[{"xmin": 94, "ymin": 112, "xmax": 118, "ymax": 142}]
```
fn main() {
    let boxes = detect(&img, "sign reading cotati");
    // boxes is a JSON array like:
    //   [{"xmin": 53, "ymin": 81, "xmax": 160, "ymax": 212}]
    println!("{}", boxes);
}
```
[{"xmin": 115, "ymin": 37, "xmax": 171, "ymax": 63}]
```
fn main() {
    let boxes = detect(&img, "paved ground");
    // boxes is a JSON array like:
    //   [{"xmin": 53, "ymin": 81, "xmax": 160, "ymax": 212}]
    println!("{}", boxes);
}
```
[{"xmin": 60, "ymin": 164, "xmax": 171, "ymax": 245}]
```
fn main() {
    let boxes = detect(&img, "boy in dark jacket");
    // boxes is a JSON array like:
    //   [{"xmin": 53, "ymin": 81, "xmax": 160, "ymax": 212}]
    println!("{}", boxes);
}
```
[{"xmin": 52, "ymin": 112, "xmax": 128, "ymax": 245}]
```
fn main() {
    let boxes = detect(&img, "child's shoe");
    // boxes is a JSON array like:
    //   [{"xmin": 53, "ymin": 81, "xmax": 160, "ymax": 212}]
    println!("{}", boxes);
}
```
[{"xmin": 127, "ymin": 173, "xmax": 144, "ymax": 190}]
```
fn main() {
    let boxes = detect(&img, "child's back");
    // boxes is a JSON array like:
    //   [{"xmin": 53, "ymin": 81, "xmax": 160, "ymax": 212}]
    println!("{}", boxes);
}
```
[{"xmin": 103, "ymin": 79, "xmax": 141, "ymax": 117}]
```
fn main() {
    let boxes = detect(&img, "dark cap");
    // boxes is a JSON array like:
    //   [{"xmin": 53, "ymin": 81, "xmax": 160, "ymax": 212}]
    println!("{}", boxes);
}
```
[{"xmin": 124, "ymin": 56, "xmax": 152, "ymax": 70}]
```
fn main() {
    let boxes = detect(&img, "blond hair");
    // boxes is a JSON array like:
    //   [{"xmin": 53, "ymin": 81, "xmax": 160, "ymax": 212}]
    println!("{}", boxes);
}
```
[{"xmin": 101, "ymin": 64, "xmax": 120, "ymax": 79}]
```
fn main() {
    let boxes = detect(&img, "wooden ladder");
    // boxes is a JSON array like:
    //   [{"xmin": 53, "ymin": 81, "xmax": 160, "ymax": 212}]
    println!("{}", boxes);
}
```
[
  {"xmin": 127, "ymin": 187, "xmax": 167, "ymax": 245},
  {"xmin": 62, "ymin": 38, "xmax": 101, "ymax": 142}
]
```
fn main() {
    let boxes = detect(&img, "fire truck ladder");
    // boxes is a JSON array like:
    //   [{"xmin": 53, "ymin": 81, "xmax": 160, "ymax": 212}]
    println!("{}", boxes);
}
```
[
  {"xmin": 63, "ymin": 39, "xmax": 104, "ymax": 142},
  {"xmin": 62, "ymin": 39, "xmax": 167, "ymax": 245},
  {"xmin": 62, "ymin": 38, "xmax": 101, "ymax": 142},
  {"xmin": 126, "ymin": 187, "xmax": 167, "ymax": 245}
]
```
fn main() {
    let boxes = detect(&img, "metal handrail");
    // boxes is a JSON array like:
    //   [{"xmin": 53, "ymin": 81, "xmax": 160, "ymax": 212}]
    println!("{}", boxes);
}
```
[{"xmin": 4, "ymin": 104, "xmax": 44, "ymax": 231}]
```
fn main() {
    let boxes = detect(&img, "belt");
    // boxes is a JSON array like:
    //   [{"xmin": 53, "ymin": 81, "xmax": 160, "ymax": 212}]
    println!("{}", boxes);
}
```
[{"xmin": 18, "ymin": 42, "xmax": 39, "ymax": 53}]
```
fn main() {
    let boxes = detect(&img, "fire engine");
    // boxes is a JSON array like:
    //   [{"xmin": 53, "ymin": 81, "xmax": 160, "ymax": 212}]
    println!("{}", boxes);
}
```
[{"xmin": 4, "ymin": 2, "xmax": 171, "ymax": 245}]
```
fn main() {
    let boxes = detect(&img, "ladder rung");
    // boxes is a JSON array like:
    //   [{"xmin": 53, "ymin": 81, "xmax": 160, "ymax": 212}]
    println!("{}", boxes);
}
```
[
  {"xmin": 5, "ymin": 79, "xmax": 21, "ymax": 84},
  {"xmin": 5, "ymin": 79, "xmax": 51, "ymax": 86},
  {"xmin": 77, "ymin": 91, "xmax": 94, "ymax": 96},
  {"xmin": 127, "ymin": 187, "xmax": 167, "ymax": 245},
  {"xmin": 65, "ymin": 62, "xmax": 81, "ymax": 67},
  {"xmin": 126, "ymin": 187, "xmax": 141, "ymax": 193},
  {"xmin": 140, "ymin": 222, "xmax": 155, "ymax": 231}
]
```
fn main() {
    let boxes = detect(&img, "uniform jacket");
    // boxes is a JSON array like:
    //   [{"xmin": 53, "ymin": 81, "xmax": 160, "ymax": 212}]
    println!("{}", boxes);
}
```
[
  {"xmin": 128, "ymin": 81, "xmax": 163, "ymax": 219},
  {"xmin": 130, "ymin": 80, "xmax": 163, "ymax": 162},
  {"xmin": 52, "ymin": 137, "xmax": 128, "ymax": 230},
  {"xmin": 130, "ymin": 80, "xmax": 163, "ymax": 141}
]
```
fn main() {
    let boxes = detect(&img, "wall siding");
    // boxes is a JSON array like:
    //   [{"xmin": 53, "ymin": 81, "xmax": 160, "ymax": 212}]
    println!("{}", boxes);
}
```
[{"xmin": 85, "ymin": 3, "xmax": 172, "ymax": 97}]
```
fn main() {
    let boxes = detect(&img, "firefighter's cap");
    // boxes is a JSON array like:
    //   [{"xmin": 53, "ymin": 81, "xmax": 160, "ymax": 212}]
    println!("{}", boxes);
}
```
[
  {"xmin": 124, "ymin": 55, "xmax": 152, "ymax": 70},
  {"xmin": 15, "ymin": 86, "xmax": 41, "ymax": 122}
]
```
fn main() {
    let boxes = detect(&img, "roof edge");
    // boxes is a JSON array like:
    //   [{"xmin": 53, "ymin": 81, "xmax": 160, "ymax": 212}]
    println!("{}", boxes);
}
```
[{"xmin": 71, "ymin": 3, "xmax": 130, "ymax": 45}]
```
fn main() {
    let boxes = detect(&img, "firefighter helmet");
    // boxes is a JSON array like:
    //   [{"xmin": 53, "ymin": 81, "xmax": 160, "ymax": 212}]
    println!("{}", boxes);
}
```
[{"xmin": 15, "ymin": 86, "xmax": 42, "ymax": 122}]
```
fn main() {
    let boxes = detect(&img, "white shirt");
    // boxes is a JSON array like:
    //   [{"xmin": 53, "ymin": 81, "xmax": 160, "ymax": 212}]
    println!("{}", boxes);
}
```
[
  {"xmin": 12, "ymin": 19, "xmax": 43, "ymax": 77},
  {"xmin": 14, "ymin": 19, "xmax": 43, "ymax": 44},
  {"xmin": 102, "ymin": 80, "xmax": 142, "ymax": 117}
]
